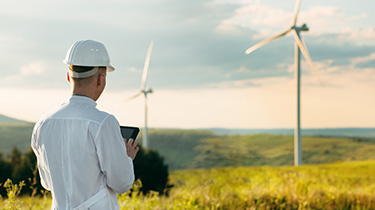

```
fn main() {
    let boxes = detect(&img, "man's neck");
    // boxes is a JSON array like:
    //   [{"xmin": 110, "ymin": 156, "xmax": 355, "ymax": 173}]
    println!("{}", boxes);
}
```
[
  {"xmin": 72, "ymin": 93, "xmax": 90, "ymax": 98},
  {"xmin": 72, "ymin": 89, "xmax": 97, "ymax": 101}
]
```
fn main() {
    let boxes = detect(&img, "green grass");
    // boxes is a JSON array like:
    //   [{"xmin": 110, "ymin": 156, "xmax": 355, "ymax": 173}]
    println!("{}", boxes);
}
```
[
  {"xmin": 2, "ymin": 160, "xmax": 374, "ymax": 209},
  {"xmin": 147, "ymin": 129, "xmax": 216, "ymax": 170},
  {"xmin": 179, "ymin": 134, "xmax": 375, "ymax": 169}
]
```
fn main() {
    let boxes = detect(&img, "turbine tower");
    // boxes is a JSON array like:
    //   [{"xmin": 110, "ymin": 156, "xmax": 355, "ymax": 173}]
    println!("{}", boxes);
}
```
[
  {"xmin": 245, "ymin": 0, "xmax": 322, "ymax": 166},
  {"xmin": 128, "ymin": 40, "xmax": 154, "ymax": 149}
]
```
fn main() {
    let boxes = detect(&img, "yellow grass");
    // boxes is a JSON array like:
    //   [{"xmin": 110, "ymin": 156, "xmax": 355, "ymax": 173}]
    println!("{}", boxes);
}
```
[{"xmin": 1, "ymin": 160, "xmax": 374, "ymax": 210}]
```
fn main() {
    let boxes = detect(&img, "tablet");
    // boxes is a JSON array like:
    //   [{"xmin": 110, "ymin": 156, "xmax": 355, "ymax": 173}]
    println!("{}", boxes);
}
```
[{"xmin": 120, "ymin": 126, "xmax": 140, "ymax": 142}]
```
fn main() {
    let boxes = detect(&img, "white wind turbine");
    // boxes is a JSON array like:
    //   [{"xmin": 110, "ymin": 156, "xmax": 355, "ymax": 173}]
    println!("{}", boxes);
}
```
[
  {"xmin": 245, "ymin": 0, "xmax": 322, "ymax": 166},
  {"xmin": 128, "ymin": 40, "xmax": 154, "ymax": 149}
]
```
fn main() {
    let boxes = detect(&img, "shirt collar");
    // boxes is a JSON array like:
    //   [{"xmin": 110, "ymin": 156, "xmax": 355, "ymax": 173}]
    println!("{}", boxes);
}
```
[{"xmin": 69, "ymin": 94, "xmax": 97, "ymax": 107}]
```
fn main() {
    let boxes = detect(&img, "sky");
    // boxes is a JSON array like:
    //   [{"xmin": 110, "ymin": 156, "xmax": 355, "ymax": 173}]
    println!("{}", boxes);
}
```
[{"xmin": 0, "ymin": 0, "xmax": 374, "ymax": 129}]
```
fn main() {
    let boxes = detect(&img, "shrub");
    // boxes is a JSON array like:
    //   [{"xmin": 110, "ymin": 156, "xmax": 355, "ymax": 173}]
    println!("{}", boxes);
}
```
[{"xmin": 133, "ymin": 147, "xmax": 171, "ymax": 195}]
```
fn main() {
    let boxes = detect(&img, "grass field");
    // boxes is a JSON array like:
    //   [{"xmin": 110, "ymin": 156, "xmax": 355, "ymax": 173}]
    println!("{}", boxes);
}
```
[
  {"xmin": 1, "ymin": 160, "xmax": 374, "ymax": 210},
  {"xmin": 149, "ymin": 130, "xmax": 375, "ymax": 170},
  {"xmin": 1, "ymin": 124, "xmax": 375, "ymax": 209}
]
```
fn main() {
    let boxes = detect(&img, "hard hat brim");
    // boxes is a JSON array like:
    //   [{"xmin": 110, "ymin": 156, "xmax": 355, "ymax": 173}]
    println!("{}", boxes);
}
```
[
  {"xmin": 106, "ymin": 65, "xmax": 115, "ymax": 72},
  {"xmin": 64, "ymin": 59, "xmax": 115, "ymax": 72}
]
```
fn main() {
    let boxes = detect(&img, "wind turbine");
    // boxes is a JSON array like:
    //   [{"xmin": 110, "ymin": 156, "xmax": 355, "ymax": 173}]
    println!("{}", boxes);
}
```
[
  {"xmin": 245, "ymin": 0, "xmax": 322, "ymax": 166},
  {"xmin": 128, "ymin": 40, "xmax": 154, "ymax": 149}
]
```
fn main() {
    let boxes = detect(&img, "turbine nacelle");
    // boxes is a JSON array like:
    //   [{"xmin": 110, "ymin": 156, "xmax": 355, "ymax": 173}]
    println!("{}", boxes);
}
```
[
  {"xmin": 142, "ymin": 88, "xmax": 153, "ymax": 95},
  {"xmin": 292, "ymin": 24, "xmax": 309, "ymax": 32}
]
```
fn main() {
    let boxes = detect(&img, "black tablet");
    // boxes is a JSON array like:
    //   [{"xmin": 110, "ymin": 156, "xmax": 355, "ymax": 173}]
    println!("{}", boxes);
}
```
[{"xmin": 120, "ymin": 126, "xmax": 140, "ymax": 142}]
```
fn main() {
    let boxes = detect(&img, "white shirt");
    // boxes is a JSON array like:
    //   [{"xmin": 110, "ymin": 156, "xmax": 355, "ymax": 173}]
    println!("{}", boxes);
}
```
[{"xmin": 31, "ymin": 95, "xmax": 134, "ymax": 210}]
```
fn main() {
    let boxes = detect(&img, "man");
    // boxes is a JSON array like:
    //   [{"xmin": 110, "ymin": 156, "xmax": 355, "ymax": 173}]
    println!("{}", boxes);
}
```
[{"xmin": 31, "ymin": 40, "xmax": 139, "ymax": 210}]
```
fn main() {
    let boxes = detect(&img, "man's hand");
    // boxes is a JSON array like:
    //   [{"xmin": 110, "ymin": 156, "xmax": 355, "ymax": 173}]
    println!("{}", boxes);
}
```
[{"xmin": 124, "ymin": 139, "xmax": 139, "ymax": 160}]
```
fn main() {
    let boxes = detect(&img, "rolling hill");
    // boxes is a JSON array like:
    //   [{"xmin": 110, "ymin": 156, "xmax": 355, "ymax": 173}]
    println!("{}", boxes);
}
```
[
  {"xmin": 1, "ymin": 121, "xmax": 375, "ymax": 171},
  {"xmin": 146, "ymin": 130, "xmax": 375, "ymax": 170},
  {"xmin": 209, "ymin": 127, "xmax": 375, "ymax": 138},
  {"xmin": 0, "ymin": 114, "xmax": 31, "ymax": 124}
]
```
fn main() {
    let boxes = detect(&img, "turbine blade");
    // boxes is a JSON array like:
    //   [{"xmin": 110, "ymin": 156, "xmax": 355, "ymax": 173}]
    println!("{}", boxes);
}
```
[
  {"xmin": 140, "ymin": 40, "xmax": 154, "ymax": 90},
  {"xmin": 292, "ymin": 0, "xmax": 301, "ymax": 26},
  {"xmin": 291, "ymin": 30, "xmax": 323, "ymax": 84},
  {"xmin": 245, "ymin": 28, "xmax": 292, "ymax": 54},
  {"xmin": 126, "ymin": 91, "xmax": 142, "ymax": 102}
]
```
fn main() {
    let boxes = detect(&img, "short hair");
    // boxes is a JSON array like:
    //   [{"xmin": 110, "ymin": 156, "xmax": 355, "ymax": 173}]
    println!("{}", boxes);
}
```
[
  {"xmin": 69, "ymin": 65, "xmax": 96, "ymax": 73},
  {"xmin": 69, "ymin": 65, "xmax": 106, "ymax": 86}
]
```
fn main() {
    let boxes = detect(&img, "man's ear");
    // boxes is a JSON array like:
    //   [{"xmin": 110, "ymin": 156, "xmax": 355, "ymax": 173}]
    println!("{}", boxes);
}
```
[
  {"xmin": 67, "ymin": 72, "xmax": 71, "ymax": 83},
  {"xmin": 97, "ymin": 73, "xmax": 104, "ymax": 86}
]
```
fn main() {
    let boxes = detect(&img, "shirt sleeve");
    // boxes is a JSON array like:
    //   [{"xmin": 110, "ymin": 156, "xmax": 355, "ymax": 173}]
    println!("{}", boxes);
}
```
[
  {"xmin": 94, "ymin": 115, "xmax": 135, "ymax": 194},
  {"xmin": 30, "ymin": 121, "xmax": 51, "ymax": 191}
]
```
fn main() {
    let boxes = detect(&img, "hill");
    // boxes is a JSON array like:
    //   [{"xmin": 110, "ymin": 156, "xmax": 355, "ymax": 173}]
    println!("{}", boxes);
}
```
[
  {"xmin": 0, "ymin": 114, "xmax": 34, "ymax": 154},
  {"xmin": 1, "ymin": 125, "xmax": 375, "ymax": 171},
  {"xmin": 0, "ymin": 123, "xmax": 34, "ymax": 154},
  {"xmin": 210, "ymin": 127, "xmax": 375, "ymax": 138},
  {"xmin": 0, "ymin": 114, "xmax": 31, "ymax": 124},
  {"xmin": 146, "ymin": 130, "xmax": 375, "ymax": 170}
]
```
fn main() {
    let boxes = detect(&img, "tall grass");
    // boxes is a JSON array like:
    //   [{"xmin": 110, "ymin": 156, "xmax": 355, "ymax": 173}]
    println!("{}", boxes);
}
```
[
  {"xmin": 118, "ymin": 160, "xmax": 375, "ymax": 209},
  {"xmin": 170, "ymin": 161, "xmax": 375, "ymax": 209},
  {"xmin": 1, "ymin": 179, "xmax": 25, "ymax": 210},
  {"xmin": 1, "ymin": 161, "xmax": 374, "ymax": 209}
]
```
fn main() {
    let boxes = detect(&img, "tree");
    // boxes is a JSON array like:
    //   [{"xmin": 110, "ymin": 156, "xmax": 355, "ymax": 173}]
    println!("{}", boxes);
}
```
[
  {"xmin": 133, "ymin": 147, "xmax": 170, "ymax": 195},
  {"xmin": 1, "ymin": 147, "xmax": 42, "ymax": 196},
  {"xmin": 0, "ymin": 152, "xmax": 13, "ymax": 196},
  {"xmin": 20, "ymin": 149, "xmax": 42, "ymax": 195},
  {"xmin": 10, "ymin": 147, "xmax": 23, "ymax": 184}
]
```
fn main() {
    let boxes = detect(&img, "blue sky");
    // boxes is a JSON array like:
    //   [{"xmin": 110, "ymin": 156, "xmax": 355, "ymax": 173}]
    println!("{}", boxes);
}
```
[{"xmin": 0, "ymin": 0, "xmax": 374, "ymax": 128}]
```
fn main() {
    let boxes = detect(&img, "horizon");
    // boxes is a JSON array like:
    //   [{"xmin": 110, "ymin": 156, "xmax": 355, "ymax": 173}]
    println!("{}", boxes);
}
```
[{"xmin": 2, "ymin": 113, "xmax": 375, "ymax": 131}]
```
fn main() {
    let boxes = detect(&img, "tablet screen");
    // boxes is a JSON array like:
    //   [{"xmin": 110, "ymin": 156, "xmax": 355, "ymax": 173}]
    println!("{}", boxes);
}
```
[{"xmin": 120, "ymin": 126, "xmax": 140, "ymax": 142}]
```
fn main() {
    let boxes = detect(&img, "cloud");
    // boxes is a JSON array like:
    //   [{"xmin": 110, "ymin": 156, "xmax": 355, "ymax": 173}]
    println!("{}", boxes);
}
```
[
  {"xmin": 338, "ymin": 27, "xmax": 375, "ymax": 44},
  {"xmin": 351, "ymin": 53, "xmax": 375, "ymax": 66},
  {"xmin": 1, "ymin": 60, "xmax": 48, "ymax": 84},
  {"xmin": 206, "ymin": 52, "xmax": 375, "ymax": 90},
  {"xmin": 126, "ymin": 67, "xmax": 140, "ymax": 73},
  {"xmin": 216, "ymin": 1, "xmax": 292, "ymax": 38},
  {"xmin": 0, "ymin": 0, "xmax": 374, "ymax": 92},
  {"xmin": 218, "ymin": 0, "xmax": 371, "ymax": 43},
  {"xmin": 20, "ymin": 61, "xmax": 46, "ymax": 76},
  {"xmin": 216, "ymin": 19, "xmax": 247, "ymax": 36}
]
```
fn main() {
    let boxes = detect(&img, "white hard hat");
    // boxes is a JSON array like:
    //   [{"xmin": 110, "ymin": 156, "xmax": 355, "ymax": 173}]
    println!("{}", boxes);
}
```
[{"xmin": 63, "ymin": 40, "xmax": 115, "ymax": 72}]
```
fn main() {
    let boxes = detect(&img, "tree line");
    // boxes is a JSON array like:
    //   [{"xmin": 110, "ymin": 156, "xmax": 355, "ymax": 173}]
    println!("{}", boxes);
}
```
[{"xmin": 0, "ymin": 146, "xmax": 170, "ymax": 197}]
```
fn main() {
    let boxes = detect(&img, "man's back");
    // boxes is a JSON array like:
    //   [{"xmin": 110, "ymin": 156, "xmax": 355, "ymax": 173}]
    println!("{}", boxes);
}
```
[{"xmin": 31, "ymin": 95, "xmax": 134, "ymax": 210}]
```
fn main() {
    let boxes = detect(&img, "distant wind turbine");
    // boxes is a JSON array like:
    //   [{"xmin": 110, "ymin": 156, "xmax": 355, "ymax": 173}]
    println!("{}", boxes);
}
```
[
  {"xmin": 128, "ymin": 40, "xmax": 154, "ymax": 149},
  {"xmin": 245, "ymin": 0, "xmax": 322, "ymax": 166}
]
